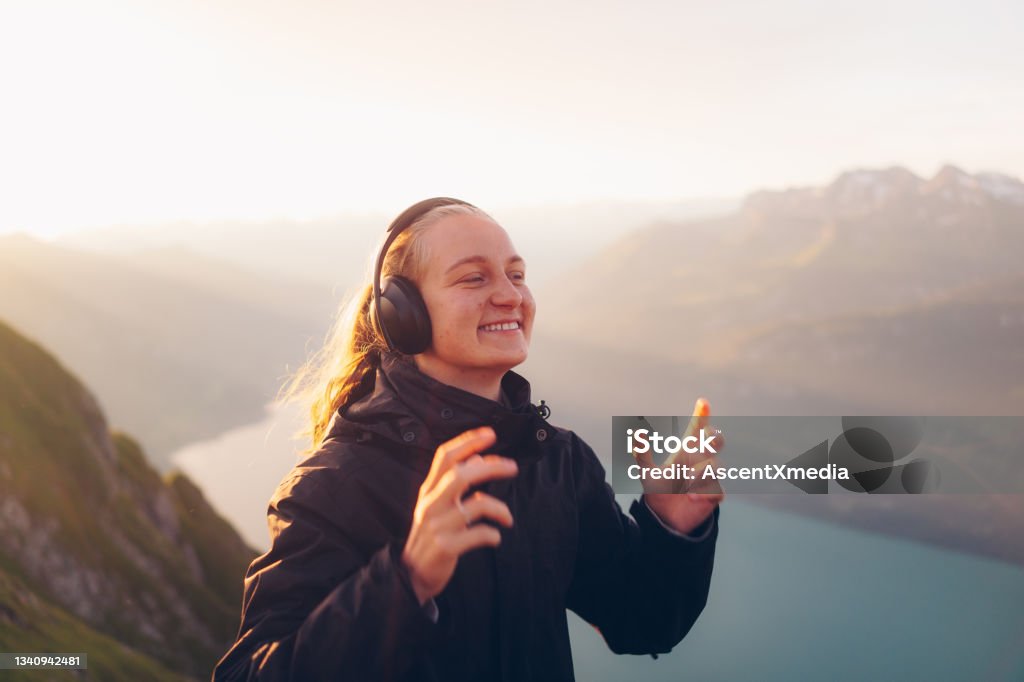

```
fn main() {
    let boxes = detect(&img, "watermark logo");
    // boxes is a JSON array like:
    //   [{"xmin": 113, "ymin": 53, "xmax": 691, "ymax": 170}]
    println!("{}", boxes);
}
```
[
  {"xmin": 611, "ymin": 415, "xmax": 965, "ymax": 495},
  {"xmin": 626, "ymin": 427, "xmax": 718, "ymax": 456},
  {"xmin": 827, "ymin": 416, "xmax": 940, "ymax": 494}
]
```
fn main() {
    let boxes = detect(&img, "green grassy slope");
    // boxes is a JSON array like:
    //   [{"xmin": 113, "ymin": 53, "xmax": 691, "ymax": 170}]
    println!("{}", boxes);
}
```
[{"xmin": 0, "ymin": 319, "xmax": 259, "ymax": 679}]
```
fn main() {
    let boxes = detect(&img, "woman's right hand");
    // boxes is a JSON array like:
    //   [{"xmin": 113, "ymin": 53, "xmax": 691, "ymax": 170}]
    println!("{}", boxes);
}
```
[{"xmin": 401, "ymin": 426, "xmax": 518, "ymax": 605}]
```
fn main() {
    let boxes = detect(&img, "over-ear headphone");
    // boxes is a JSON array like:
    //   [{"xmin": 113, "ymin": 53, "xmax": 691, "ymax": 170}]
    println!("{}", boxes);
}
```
[{"xmin": 373, "ymin": 197, "xmax": 476, "ymax": 354}]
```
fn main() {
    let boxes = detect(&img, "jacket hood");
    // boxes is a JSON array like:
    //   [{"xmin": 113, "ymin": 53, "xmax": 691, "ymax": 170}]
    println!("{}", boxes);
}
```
[{"xmin": 325, "ymin": 351, "xmax": 557, "ymax": 461}]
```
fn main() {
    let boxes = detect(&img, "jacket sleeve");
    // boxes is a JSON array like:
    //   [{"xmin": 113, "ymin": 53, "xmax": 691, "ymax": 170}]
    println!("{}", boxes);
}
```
[
  {"xmin": 212, "ymin": 471, "xmax": 436, "ymax": 681},
  {"xmin": 565, "ymin": 434, "xmax": 720, "ymax": 656}
]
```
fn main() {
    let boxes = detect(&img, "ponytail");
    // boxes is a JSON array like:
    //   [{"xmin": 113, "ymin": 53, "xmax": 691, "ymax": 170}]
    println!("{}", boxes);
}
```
[{"xmin": 280, "ymin": 283, "xmax": 386, "ymax": 454}]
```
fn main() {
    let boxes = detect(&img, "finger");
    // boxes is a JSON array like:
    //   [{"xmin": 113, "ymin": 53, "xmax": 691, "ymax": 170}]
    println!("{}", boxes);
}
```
[
  {"xmin": 687, "ymin": 485, "xmax": 725, "ymax": 500},
  {"xmin": 634, "ymin": 442, "xmax": 680, "ymax": 495},
  {"xmin": 711, "ymin": 429, "xmax": 724, "ymax": 454},
  {"xmin": 458, "ymin": 491, "xmax": 514, "ymax": 528},
  {"xmin": 449, "ymin": 523, "xmax": 503, "ymax": 555},
  {"xmin": 632, "ymin": 445, "xmax": 657, "ymax": 470},
  {"xmin": 671, "ymin": 427, "xmax": 723, "ymax": 493},
  {"xmin": 687, "ymin": 397, "xmax": 712, "ymax": 438},
  {"xmin": 686, "ymin": 456, "xmax": 724, "ymax": 496},
  {"xmin": 665, "ymin": 398, "xmax": 713, "ymax": 470},
  {"xmin": 683, "ymin": 454, "xmax": 718, "ymax": 487},
  {"xmin": 687, "ymin": 490, "xmax": 725, "ymax": 505},
  {"xmin": 423, "ymin": 427, "xmax": 497, "ymax": 491},
  {"xmin": 685, "ymin": 460, "xmax": 724, "ymax": 498},
  {"xmin": 689, "ymin": 454, "xmax": 718, "ymax": 476},
  {"xmin": 437, "ymin": 455, "xmax": 519, "ymax": 502},
  {"xmin": 685, "ymin": 399, "xmax": 712, "ymax": 459}
]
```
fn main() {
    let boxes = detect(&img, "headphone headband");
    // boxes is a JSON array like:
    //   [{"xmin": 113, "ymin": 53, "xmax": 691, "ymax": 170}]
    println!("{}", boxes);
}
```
[{"xmin": 372, "ymin": 197, "xmax": 476, "ymax": 352}]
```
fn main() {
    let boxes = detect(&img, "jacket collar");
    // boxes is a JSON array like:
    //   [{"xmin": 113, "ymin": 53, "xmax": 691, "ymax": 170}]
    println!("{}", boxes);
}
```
[{"xmin": 328, "ymin": 352, "xmax": 555, "ymax": 461}]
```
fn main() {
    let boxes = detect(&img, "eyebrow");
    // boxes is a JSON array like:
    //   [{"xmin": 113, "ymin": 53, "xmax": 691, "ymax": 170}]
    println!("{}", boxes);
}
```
[{"xmin": 444, "ymin": 254, "xmax": 525, "ymax": 274}]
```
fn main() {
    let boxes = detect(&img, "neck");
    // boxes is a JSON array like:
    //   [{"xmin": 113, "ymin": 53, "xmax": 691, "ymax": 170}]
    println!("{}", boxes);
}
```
[{"xmin": 413, "ymin": 356, "xmax": 504, "ymax": 402}]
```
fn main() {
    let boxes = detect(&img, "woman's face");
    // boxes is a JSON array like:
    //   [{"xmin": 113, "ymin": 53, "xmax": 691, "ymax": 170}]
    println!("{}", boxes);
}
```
[{"xmin": 413, "ymin": 212, "xmax": 535, "ymax": 393}]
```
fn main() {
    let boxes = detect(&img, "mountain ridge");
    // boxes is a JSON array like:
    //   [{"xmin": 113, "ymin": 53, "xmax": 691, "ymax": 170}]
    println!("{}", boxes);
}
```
[
  {"xmin": 743, "ymin": 164, "xmax": 1024, "ymax": 215},
  {"xmin": 0, "ymin": 318, "xmax": 257, "ymax": 680}
]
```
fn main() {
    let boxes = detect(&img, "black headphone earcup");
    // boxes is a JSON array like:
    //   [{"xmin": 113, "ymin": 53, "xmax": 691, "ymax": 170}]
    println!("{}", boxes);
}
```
[{"xmin": 378, "ymin": 275, "xmax": 432, "ymax": 354}]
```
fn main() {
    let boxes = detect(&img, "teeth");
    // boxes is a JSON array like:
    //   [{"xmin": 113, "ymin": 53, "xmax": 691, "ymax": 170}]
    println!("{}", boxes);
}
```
[{"xmin": 481, "ymin": 321, "xmax": 520, "ymax": 331}]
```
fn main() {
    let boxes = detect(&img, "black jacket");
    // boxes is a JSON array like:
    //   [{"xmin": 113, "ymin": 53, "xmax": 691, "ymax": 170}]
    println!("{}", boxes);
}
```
[{"xmin": 213, "ymin": 352, "xmax": 719, "ymax": 681}]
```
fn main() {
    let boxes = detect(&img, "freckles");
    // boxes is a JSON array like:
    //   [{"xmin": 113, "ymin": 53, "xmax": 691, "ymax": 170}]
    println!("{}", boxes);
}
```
[{"xmin": 437, "ymin": 327, "xmax": 455, "ymax": 343}]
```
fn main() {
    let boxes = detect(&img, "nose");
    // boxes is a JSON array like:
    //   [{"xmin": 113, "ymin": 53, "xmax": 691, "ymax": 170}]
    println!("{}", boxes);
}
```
[{"xmin": 490, "ymin": 273, "xmax": 523, "ymax": 308}]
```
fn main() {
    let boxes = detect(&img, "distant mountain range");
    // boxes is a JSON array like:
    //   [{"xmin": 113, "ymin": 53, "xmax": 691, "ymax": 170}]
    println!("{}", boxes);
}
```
[
  {"xmin": 56, "ymin": 198, "xmax": 738, "ymax": 289},
  {"xmin": 539, "ymin": 165, "xmax": 1024, "ymax": 415},
  {"xmin": 0, "ymin": 320, "xmax": 256, "ymax": 680}
]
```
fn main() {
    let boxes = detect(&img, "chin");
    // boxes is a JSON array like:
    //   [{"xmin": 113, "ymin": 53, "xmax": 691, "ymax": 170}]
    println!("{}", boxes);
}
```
[{"xmin": 483, "ymin": 348, "xmax": 528, "ymax": 370}]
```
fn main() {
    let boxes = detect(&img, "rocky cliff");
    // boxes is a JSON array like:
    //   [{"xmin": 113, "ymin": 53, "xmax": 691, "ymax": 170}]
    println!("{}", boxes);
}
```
[{"xmin": 0, "ymin": 319, "xmax": 258, "ymax": 680}]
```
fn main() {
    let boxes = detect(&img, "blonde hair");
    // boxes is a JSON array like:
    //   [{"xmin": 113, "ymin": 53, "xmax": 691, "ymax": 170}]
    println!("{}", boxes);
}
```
[{"xmin": 281, "ymin": 202, "xmax": 495, "ymax": 453}]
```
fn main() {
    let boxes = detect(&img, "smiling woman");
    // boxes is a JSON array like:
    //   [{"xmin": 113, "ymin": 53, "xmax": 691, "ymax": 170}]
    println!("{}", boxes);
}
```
[
  {"xmin": 212, "ymin": 197, "xmax": 722, "ymax": 681},
  {"xmin": 413, "ymin": 213, "xmax": 535, "ymax": 400}
]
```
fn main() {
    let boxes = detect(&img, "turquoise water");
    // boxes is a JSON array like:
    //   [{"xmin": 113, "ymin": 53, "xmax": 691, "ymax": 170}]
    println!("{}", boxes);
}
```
[{"xmin": 569, "ymin": 498, "xmax": 1024, "ymax": 681}]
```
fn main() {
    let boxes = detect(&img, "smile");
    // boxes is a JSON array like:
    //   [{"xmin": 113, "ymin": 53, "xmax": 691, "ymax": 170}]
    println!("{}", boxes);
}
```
[{"xmin": 479, "ymin": 321, "xmax": 521, "ymax": 332}]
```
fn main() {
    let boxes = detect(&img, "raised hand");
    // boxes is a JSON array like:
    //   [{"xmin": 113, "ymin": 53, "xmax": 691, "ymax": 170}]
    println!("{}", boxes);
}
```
[
  {"xmin": 401, "ymin": 427, "xmax": 518, "ymax": 604},
  {"xmin": 635, "ymin": 398, "xmax": 725, "ymax": 535}
]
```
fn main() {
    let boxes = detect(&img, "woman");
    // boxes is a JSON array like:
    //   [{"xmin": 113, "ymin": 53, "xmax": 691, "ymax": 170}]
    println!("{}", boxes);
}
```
[{"xmin": 213, "ymin": 198, "xmax": 724, "ymax": 681}]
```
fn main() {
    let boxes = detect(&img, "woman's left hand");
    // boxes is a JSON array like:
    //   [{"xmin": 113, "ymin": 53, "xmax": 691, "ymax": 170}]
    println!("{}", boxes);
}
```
[{"xmin": 635, "ymin": 398, "xmax": 725, "ymax": 536}]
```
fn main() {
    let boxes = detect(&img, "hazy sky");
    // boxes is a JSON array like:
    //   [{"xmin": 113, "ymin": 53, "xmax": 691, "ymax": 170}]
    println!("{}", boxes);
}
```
[{"xmin": 1, "ymin": 0, "xmax": 1021, "ymax": 235}]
